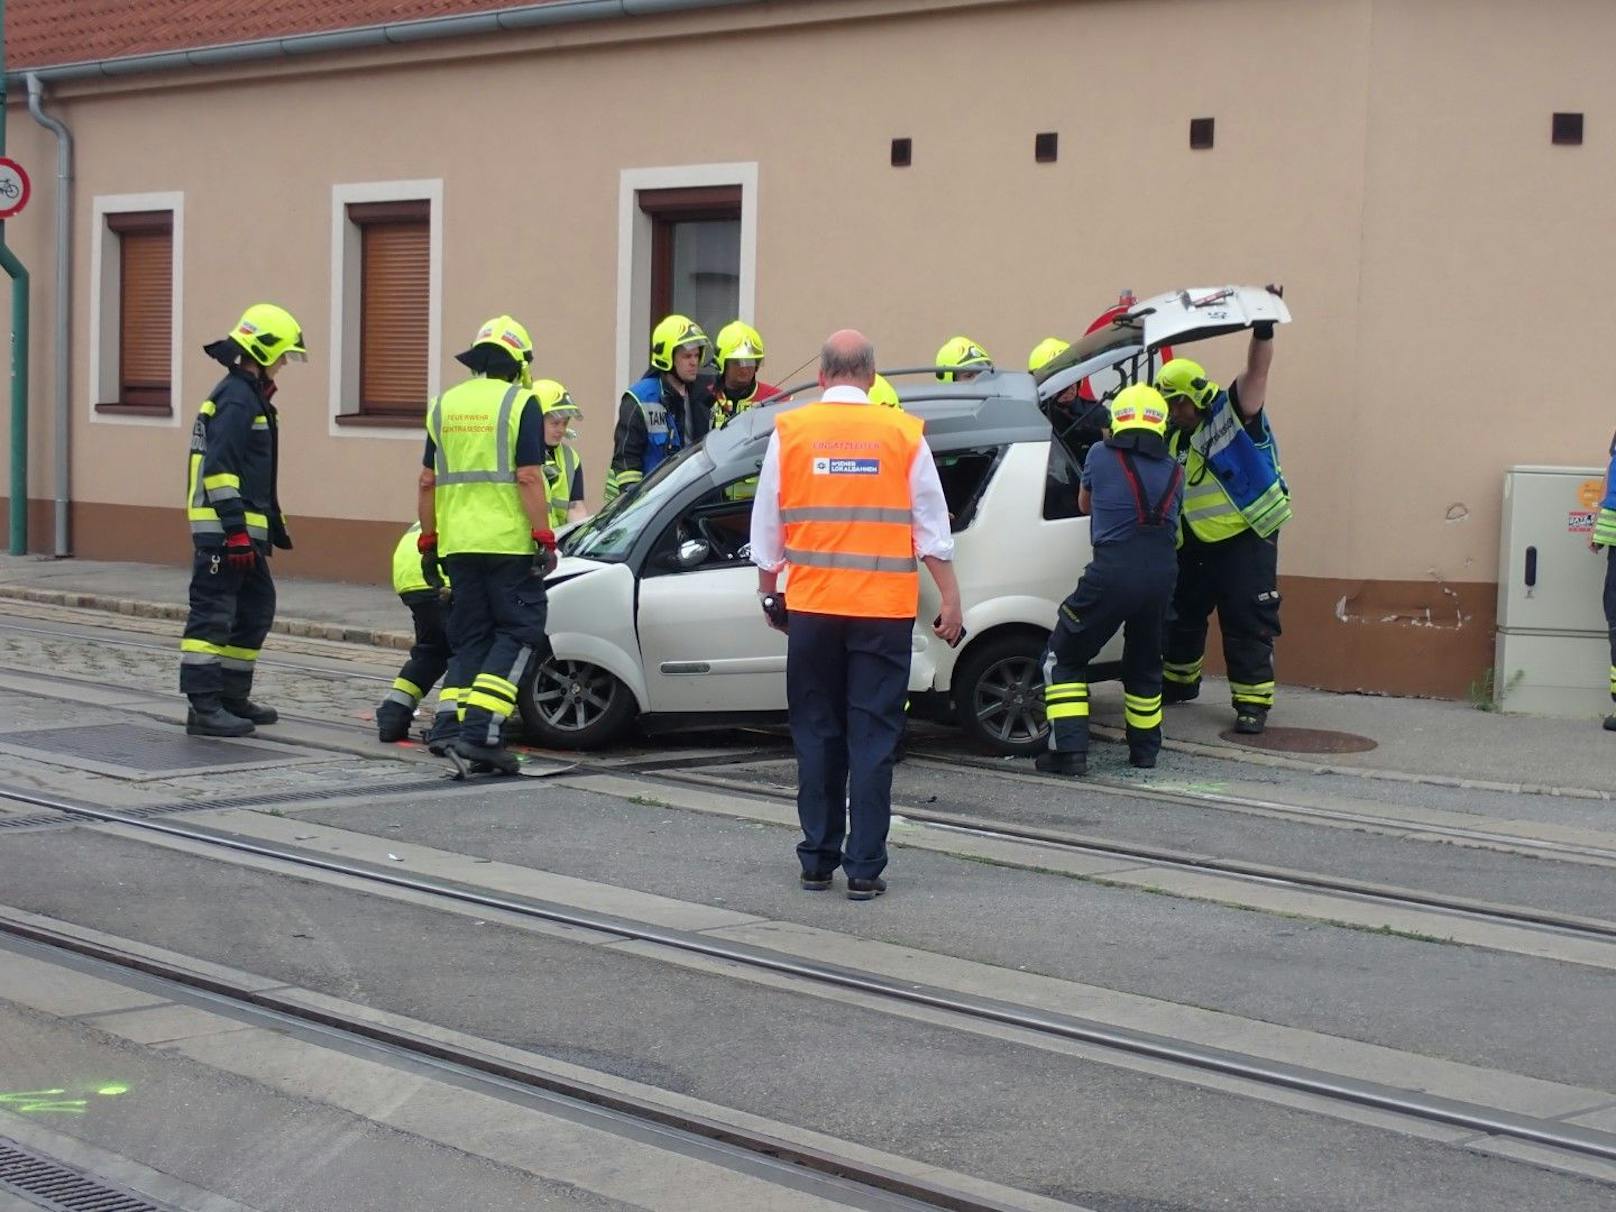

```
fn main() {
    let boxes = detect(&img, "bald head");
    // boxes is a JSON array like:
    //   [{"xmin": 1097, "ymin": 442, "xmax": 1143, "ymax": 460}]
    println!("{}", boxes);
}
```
[{"xmin": 819, "ymin": 329, "xmax": 877, "ymax": 392}]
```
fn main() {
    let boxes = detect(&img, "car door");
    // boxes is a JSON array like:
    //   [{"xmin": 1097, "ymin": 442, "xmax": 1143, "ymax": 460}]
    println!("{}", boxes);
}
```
[{"xmin": 635, "ymin": 480, "xmax": 788, "ymax": 713}]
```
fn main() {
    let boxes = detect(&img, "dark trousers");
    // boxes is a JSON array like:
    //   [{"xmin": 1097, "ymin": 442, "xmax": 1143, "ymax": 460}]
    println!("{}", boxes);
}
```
[
  {"xmin": 179, "ymin": 546, "xmax": 276, "ymax": 707},
  {"xmin": 382, "ymin": 591, "xmax": 451, "ymax": 718},
  {"xmin": 786, "ymin": 612, "xmax": 910, "ymax": 881},
  {"xmin": 443, "ymin": 554, "xmax": 547, "ymax": 749},
  {"xmin": 1043, "ymin": 536, "xmax": 1178, "ymax": 762},
  {"xmin": 1164, "ymin": 527, "xmax": 1282, "ymax": 711},
  {"xmin": 1604, "ymin": 549, "xmax": 1615, "ymax": 703}
]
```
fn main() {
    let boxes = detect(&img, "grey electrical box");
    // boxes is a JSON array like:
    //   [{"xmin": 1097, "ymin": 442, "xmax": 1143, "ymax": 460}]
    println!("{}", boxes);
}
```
[{"xmin": 1494, "ymin": 466, "xmax": 1610, "ymax": 716}]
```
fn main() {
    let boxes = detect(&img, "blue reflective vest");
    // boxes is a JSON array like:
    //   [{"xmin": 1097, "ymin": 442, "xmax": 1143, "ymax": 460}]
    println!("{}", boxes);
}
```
[
  {"xmin": 1174, "ymin": 389, "xmax": 1291, "ymax": 540},
  {"xmin": 1595, "ymin": 432, "xmax": 1616, "ymax": 548},
  {"xmin": 625, "ymin": 373, "xmax": 682, "ymax": 478}
]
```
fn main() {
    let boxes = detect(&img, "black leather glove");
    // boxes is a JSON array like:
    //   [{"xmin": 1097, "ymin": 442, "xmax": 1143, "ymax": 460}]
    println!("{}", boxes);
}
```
[{"xmin": 418, "ymin": 531, "xmax": 442, "ymax": 590}]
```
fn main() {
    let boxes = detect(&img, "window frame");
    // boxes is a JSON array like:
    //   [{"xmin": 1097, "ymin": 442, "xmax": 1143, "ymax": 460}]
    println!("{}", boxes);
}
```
[
  {"xmin": 349, "ymin": 198, "xmax": 432, "ymax": 419},
  {"xmin": 89, "ymin": 192, "xmax": 184, "ymax": 428},
  {"xmin": 328, "ymin": 180, "xmax": 444, "ymax": 439},
  {"xmin": 639, "ymin": 185, "xmax": 742, "ymax": 330}
]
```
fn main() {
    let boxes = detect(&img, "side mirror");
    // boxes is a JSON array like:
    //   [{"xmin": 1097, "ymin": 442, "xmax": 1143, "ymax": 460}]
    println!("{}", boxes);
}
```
[{"xmin": 676, "ymin": 538, "xmax": 711, "ymax": 570}]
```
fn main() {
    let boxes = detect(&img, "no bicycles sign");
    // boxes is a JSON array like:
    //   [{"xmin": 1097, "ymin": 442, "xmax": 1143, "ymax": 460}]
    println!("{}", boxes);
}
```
[{"xmin": 0, "ymin": 158, "xmax": 31, "ymax": 221}]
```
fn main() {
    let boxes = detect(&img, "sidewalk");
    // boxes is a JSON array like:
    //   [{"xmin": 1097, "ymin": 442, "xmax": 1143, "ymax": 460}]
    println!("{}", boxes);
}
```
[{"xmin": 1, "ymin": 554, "xmax": 1611, "ymax": 797}]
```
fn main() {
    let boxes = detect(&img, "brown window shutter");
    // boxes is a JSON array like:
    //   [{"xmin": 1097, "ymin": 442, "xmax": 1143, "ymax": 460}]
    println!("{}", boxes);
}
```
[
  {"xmin": 118, "ymin": 222, "xmax": 173, "ymax": 409},
  {"xmin": 354, "ymin": 203, "xmax": 430, "ymax": 415}
]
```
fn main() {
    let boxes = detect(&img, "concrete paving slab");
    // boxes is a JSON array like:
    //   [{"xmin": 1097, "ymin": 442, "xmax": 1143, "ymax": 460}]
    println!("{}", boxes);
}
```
[
  {"xmin": 1568, "ymin": 1104, "xmax": 1616, "ymax": 1133},
  {"xmin": 1466, "ymin": 1136, "xmax": 1616, "ymax": 1187},
  {"xmin": 0, "ymin": 951, "xmax": 169, "ymax": 1017},
  {"xmin": 92, "ymin": 1004, "xmax": 260, "ymax": 1046}
]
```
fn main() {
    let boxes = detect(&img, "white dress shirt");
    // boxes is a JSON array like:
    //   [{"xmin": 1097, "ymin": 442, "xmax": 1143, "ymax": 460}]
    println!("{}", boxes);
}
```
[{"xmin": 749, "ymin": 384, "xmax": 956, "ymax": 574}]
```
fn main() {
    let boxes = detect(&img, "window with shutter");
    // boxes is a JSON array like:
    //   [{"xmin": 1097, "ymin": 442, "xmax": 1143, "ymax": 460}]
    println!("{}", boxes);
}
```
[
  {"xmin": 350, "ymin": 200, "xmax": 430, "ymax": 416},
  {"xmin": 103, "ymin": 210, "xmax": 173, "ymax": 413}
]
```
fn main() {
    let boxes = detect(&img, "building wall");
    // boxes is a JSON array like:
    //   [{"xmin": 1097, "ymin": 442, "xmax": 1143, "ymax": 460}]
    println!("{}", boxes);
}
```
[{"xmin": 1, "ymin": 0, "xmax": 1612, "ymax": 697}]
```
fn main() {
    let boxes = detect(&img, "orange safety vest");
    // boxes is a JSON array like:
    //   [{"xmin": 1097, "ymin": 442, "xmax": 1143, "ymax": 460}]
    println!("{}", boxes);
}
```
[{"xmin": 775, "ymin": 401, "xmax": 924, "ymax": 618}]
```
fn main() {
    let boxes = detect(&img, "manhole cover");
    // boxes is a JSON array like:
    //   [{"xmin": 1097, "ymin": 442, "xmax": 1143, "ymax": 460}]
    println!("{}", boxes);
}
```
[
  {"xmin": 0, "ymin": 723, "xmax": 319, "ymax": 781},
  {"xmin": 1217, "ymin": 725, "xmax": 1378, "ymax": 755}
]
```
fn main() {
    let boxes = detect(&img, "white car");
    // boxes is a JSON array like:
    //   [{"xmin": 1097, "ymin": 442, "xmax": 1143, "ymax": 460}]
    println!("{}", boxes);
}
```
[{"xmin": 522, "ymin": 286, "xmax": 1290, "ymax": 754}]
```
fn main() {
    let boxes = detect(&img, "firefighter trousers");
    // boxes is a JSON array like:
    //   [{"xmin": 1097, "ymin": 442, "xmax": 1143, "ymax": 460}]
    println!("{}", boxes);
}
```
[
  {"xmin": 1163, "ymin": 527, "xmax": 1282, "ymax": 713},
  {"xmin": 1043, "ymin": 535, "xmax": 1178, "ymax": 763},
  {"xmin": 442, "ymin": 555, "xmax": 548, "ymax": 750},
  {"xmin": 1604, "ymin": 547, "xmax": 1615, "ymax": 704},
  {"xmin": 382, "ymin": 591, "xmax": 452, "ymax": 716},
  {"xmin": 178, "ymin": 546, "xmax": 277, "ymax": 707}
]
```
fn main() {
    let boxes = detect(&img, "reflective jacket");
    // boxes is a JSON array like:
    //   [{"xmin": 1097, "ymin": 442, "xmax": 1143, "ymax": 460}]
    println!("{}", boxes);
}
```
[
  {"xmin": 1171, "ymin": 388, "xmax": 1291, "ymax": 542},
  {"xmin": 186, "ymin": 368, "xmax": 290, "ymax": 550},
  {"xmin": 1596, "ymin": 432, "xmax": 1616, "ymax": 548},
  {"xmin": 427, "ymin": 377, "xmax": 538, "ymax": 557},
  {"xmin": 776, "ymin": 403, "xmax": 923, "ymax": 619},
  {"xmin": 543, "ymin": 443, "xmax": 582, "ymax": 530},
  {"xmin": 606, "ymin": 372, "xmax": 687, "ymax": 501}
]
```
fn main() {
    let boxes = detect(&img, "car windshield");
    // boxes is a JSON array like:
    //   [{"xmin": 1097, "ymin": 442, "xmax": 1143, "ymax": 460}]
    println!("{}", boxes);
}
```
[{"xmin": 562, "ymin": 444, "xmax": 715, "ymax": 562}]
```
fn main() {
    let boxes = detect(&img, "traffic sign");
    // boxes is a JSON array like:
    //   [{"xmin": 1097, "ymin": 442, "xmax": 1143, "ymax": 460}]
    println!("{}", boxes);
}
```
[{"xmin": 0, "ymin": 158, "xmax": 32, "ymax": 221}]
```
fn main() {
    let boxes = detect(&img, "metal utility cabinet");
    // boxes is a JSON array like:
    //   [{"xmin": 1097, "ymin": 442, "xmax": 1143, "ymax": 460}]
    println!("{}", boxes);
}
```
[{"xmin": 1495, "ymin": 466, "xmax": 1611, "ymax": 716}]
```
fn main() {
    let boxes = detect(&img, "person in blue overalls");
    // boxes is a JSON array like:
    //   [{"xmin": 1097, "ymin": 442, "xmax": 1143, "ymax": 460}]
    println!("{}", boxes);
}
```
[{"xmin": 1038, "ymin": 384, "xmax": 1184, "ymax": 776}]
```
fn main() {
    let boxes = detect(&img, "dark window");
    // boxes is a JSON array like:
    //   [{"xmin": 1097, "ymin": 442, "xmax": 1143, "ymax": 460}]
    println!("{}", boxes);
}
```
[
  {"xmin": 647, "ymin": 484, "xmax": 755, "ymax": 576},
  {"xmin": 890, "ymin": 137, "xmax": 913, "ymax": 167},
  {"xmin": 933, "ymin": 447, "xmax": 1002, "ymax": 532},
  {"xmin": 639, "ymin": 187, "xmax": 741, "ymax": 349},
  {"xmin": 349, "ymin": 199, "xmax": 430, "ymax": 416},
  {"xmin": 104, "ymin": 210, "xmax": 172, "ymax": 413},
  {"xmin": 1189, "ymin": 117, "xmax": 1215, "ymax": 150},
  {"xmin": 1552, "ymin": 112, "xmax": 1584, "ymax": 146},
  {"xmin": 1035, "ymin": 132, "xmax": 1059, "ymax": 163}
]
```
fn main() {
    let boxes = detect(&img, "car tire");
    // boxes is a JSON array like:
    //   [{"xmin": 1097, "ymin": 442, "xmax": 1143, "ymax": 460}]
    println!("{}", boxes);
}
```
[
  {"xmin": 519, "ymin": 657, "xmax": 636, "ymax": 750},
  {"xmin": 952, "ymin": 631, "xmax": 1050, "ymax": 756}
]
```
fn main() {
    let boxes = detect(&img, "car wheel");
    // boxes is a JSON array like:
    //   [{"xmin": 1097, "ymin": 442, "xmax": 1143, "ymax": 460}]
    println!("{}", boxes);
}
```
[
  {"xmin": 952, "ymin": 631, "xmax": 1050, "ymax": 756},
  {"xmin": 519, "ymin": 657, "xmax": 636, "ymax": 750}
]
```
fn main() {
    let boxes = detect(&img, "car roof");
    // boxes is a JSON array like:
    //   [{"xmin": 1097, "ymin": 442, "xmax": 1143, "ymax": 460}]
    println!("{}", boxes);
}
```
[{"xmin": 700, "ymin": 371, "xmax": 1053, "ymax": 472}]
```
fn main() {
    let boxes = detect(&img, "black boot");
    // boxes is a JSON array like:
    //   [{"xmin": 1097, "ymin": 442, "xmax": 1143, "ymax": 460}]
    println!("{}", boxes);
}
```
[
  {"xmin": 452, "ymin": 737, "xmax": 519, "ymax": 775},
  {"xmin": 187, "ymin": 701, "xmax": 254, "ymax": 737},
  {"xmin": 223, "ymin": 699, "xmax": 278, "ymax": 726},
  {"xmin": 1233, "ymin": 707, "xmax": 1268, "ymax": 735},
  {"xmin": 1034, "ymin": 750, "xmax": 1087, "ymax": 777},
  {"xmin": 376, "ymin": 701, "xmax": 414, "ymax": 743},
  {"xmin": 425, "ymin": 713, "xmax": 459, "ymax": 756},
  {"xmin": 1604, "ymin": 713, "xmax": 1616, "ymax": 733},
  {"xmin": 1129, "ymin": 751, "xmax": 1158, "ymax": 769},
  {"xmin": 1163, "ymin": 683, "xmax": 1199, "ymax": 705}
]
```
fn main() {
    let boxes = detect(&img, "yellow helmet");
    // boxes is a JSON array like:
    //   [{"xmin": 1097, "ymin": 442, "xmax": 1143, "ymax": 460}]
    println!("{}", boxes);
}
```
[
  {"xmin": 1109, "ymin": 384, "xmax": 1170, "ymax": 437},
  {"xmin": 714, "ymin": 321, "xmax": 765, "ymax": 370},
  {"xmin": 935, "ymin": 336, "xmax": 992, "ymax": 382},
  {"xmin": 467, "ymin": 315, "xmax": 535, "ymax": 386},
  {"xmin": 532, "ymin": 378, "xmax": 580, "ymax": 416},
  {"xmin": 868, "ymin": 373, "xmax": 902, "ymax": 409},
  {"xmin": 1027, "ymin": 337, "xmax": 1071, "ymax": 373},
  {"xmin": 1155, "ymin": 358, "xmax": 1218, "ymax": 410},
  {"xmin": 226, "ymin": 303, "xmax": 307, "ymax": 367},
  {"xmin": 650, "ymin": 314, "xmax": 708, "ymax": 372}
]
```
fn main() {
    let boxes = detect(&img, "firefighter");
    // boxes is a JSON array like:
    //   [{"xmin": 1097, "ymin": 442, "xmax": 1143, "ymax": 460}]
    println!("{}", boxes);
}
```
[
  {"xmin": 179, "ymin": 303, "xmax": 305, "ymax": 737},
  {"xmin": 869, "ymin": 374, "xmax": 902, "ymax": 409},
  {"xmin": 534, "ymin": 379, "xmax": 588, "ymax": 528},
  {"xmin": 417, "ymin": 316, "xmax": 556, "ymax": 773},
  {"xmin": 606, "ymin": 315, "xmax": 708, "ymax": 501},
  {"xmin": 376, "ymin": 522, "xmax": 452, "ymax": 744},
  {"xmin": 935, "ymin": 336, "xmax": 992, "ymax": 383},
  {"xmin": 1038, "ymin": 385, "xmax": 1182, "ymax": 776},
  {"xmin": 706, "ymin": 321, "xmax": 782, "ymax": 431},
  {"xmin": 1594, "ymin": 427, "xmax": 1616, "ymax": 731},
  {"xmin": 1158, "ymin": 299, "xmax": 1289, "ymax": 734},
  {"xmin": 1029, "ymin": 336, "xmax": 1106, "ymax": 456}
]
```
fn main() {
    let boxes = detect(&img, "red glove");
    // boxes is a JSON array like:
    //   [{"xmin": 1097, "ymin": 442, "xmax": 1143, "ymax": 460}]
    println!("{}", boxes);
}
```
[
  {"xmin": 223, "ymin": 530, "xmax": 257, "ymax": 571},
  {"xmin": 532, "ymin": 528, "xmax": 558, "ymax": 576},
  {"xmin": 417, "ymin": 531, "xmax": 442, "ymax": 589}
]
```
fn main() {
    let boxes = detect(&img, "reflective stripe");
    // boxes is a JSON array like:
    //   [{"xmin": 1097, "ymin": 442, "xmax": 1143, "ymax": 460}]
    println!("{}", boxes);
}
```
[
  {"xmin": 206, "ymin": 486, "xmax": 242, "ymax": 502},
  {"xmin": 219, "ymin": 645, "xmax": 259, "ymax": 663},
  {"xmin": 1229, "ymin": 680, "xmax": 1275, "ymax": 706},
  {"xmin": 384, "ymin": 689, "xmax": 418, "ymax": 710},
  {"xmin": 1162, "ymin": 659, "xmax": 1202, "ymax": 685},
  {"xmin": 203, "ymin": 473, "xmax": 241, "ymax": 490},
  {"xmin": 1595, "ymin": 509, "xmax": 1616, "ymax": 545},
  {"xmin": 462, "ymin": 689, "xmax": 515, "ymax": 718},
  {"xmin": 1181, "ymin": 493, "xmax": 1241, "ymax": 521},
  {"xmin": 435, "ymin": 469, "xmax": 518, "ymax": 485},
  {"xmin": 783, "ymin": 547, "xmax": 916, "ymax": 573},
  {"xmin": 220, "ymin": 657, "xmax": 255, "ymax": 672},
  {"xmin": 181, "ymin": 639, "xmax": 223, "ymax": 655},
  {"xmin": 180, "ymin": 651, "xmax": 219, "ymax": 666},
  {"xmin": 1046, "ymin": 702, "xmax": 1090, "ymax": 720},
  {"xmin": 779, "ymin": 506, "xmax": 913, "ymax": 525},
  {"xmin": 1124, "ymin": 707, "xmax": 1164, "ymax": 730},
  {"xmin": 394, "ymin": 677, "xmax": 424, "ymax": 699}
]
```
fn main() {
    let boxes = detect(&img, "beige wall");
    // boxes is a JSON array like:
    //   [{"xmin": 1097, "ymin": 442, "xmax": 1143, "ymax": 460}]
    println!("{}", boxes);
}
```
[{"xmin": 1, "ymin": 0, "xmax": 1613, "ymax": 693}]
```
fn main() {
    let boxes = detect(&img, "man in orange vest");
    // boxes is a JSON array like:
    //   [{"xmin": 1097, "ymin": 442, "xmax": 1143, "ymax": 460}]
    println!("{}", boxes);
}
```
[{"xmin": 750, "ymin": 330, "xmax": 963, "ymax": 900}]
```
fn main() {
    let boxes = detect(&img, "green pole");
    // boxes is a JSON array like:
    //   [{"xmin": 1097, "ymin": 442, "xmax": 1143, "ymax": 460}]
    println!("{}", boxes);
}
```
[{"xmin": 0, "ymin": 0, "xmax": 31, "ymax": 555}]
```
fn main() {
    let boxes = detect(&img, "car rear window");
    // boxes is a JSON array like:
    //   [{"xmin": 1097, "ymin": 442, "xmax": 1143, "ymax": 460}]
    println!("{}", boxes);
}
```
[{"xmin": 933, "ymin": 447, "xmax": 1001, "ymax": 532}]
